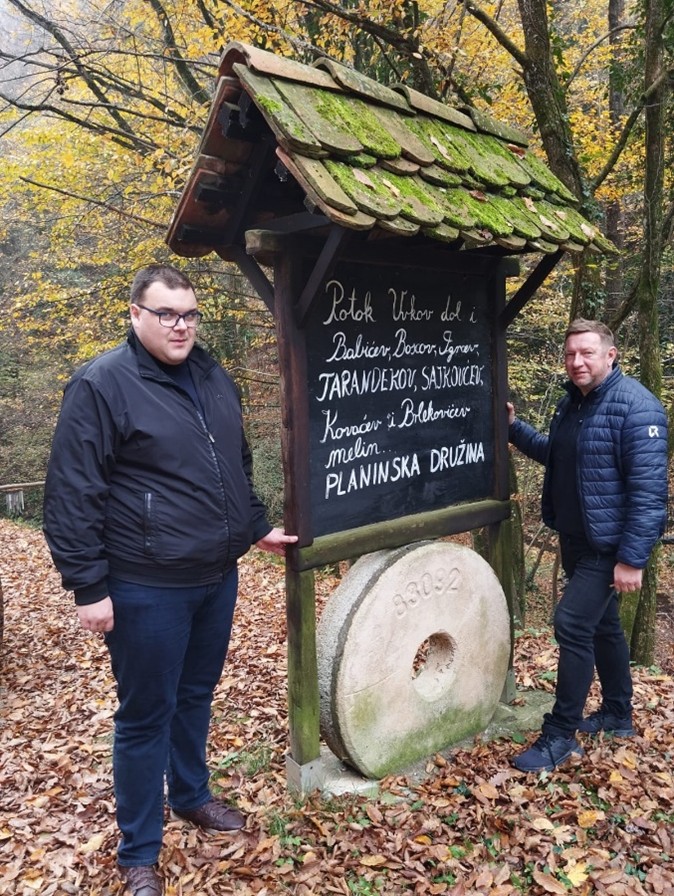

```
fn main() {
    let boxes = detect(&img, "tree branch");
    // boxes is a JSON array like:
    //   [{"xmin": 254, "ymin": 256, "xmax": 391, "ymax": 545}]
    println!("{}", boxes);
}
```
[
  {"xmin": 591, "ymin": 68, "xmax": 673, "ymax": 192},
  {"xmin": 52, "ymin": 93, "xmax": 194, "ymax": 132},
  {"xmin": 6, "ymin": 0, "xmax": 137, "ymax": 138},
  {"xmin": 458, "ymin": 0, "xmax": 528, "ymax": 69},
  {"xmin": 0, "ymin": 91, "xmax": 157, "ymax": 154},
  {"xmin": 143, "ymin": 0, "xmax": 211, "ymax": 105},
  {"xmin": 296, "ymin": 0, "xmax": 439, "ymax": 94},
  {"xmin": 215, "ymin": 0, "xmax": 324, "ymax": 57},
  {"xmin": 19, "ymin": 176, "xmax": 166, "ymax": 229},
  {"xmin": 566, "ymin": 24, "xmax": 635, "ymax": 87}
]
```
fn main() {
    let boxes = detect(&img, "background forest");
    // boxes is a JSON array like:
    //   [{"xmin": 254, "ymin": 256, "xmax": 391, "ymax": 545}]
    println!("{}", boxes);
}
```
[{"xmin": 1, "ymin": 0, "xmax": 674, "ymax": 660}]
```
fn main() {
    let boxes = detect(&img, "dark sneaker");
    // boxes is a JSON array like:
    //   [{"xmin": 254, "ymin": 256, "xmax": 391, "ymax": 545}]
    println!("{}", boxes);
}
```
[
  {"xmin": 173, "ymin": 798, "xmax": 245, "ymax": 831},
  {"xmin": 118, "ymin": 864, "xmax": 163, "ymax": 896},
  {"xmin": 578, "ymin": 709, "xmax": 634, "ymax": 737},
  {"xmin": 512, "ymin": 733, "xmax": 584, "ymax": 773}
]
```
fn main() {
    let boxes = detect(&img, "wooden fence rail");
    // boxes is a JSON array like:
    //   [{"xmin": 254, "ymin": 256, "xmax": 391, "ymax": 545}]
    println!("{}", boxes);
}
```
[
  {"xmin": 0, "ymin": 481, "xmax": 45, "ymax": 492},
  {"xmin": 0, "ymin": 481, "xmax": 45, "ymax": 516}
]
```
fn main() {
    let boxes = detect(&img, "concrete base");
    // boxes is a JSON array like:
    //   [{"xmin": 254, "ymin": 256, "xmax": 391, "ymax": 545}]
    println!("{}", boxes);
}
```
[
  {"xmin": 481, "ymin": 689, "xmax": 555, "ymax": 741},
  {"xmin": 286, "ymin": 749, "xmax": 380, "ymax": 797},
  {"xmin": 286, "ymin": 688, "xmax": 555, "ymax": 796},
  {"xmin": 500, "ymin": 667, "xmax": 517, "ymax": 704}
]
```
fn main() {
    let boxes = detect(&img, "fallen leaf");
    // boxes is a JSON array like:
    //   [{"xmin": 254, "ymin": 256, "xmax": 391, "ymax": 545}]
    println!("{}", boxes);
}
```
[
  {"xmin": 352, "ymin": 169, "xmax": 375, "ymax": 189},
  {"xmin": 577, "ymin": 810, "xmax": 604, "ymax": 829},
  {"xmin": 359, "ymin": 854, "xmax": 388, "ymax": 867},
  {"xmin": 565, "ymin": 861, "xmax": 589, "ymax": 885},
  {"xmin": 533, "ymin": 869, "xmax": 567, "ymax": 893}
]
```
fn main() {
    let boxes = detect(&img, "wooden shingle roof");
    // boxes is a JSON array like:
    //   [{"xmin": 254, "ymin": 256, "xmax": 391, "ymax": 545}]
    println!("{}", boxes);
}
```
[{"xmin": 166, "ymin": 41, "xmax": 614, "ymax": 259}]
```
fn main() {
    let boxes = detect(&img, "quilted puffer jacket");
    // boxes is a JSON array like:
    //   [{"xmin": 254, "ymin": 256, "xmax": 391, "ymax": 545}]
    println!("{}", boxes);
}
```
[{"xmin": 509, "ymin": 365, "xmax": 668, "ymax": 569}]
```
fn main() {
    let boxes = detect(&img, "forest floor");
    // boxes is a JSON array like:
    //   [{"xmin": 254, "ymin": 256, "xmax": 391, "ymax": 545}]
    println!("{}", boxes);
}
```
[{"xmin": 1, "ymin": 519, "xmax": 673, "ymax": 896}]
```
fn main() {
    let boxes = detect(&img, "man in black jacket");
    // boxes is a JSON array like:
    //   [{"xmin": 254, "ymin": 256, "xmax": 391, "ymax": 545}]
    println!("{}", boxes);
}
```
[
  {"xmin": 507, "ymin": 319, "xmax": 667, "ymax": 774},
  {"xmin": 44, "ymin": 263, "xmax": 296, "ymax": 896}
]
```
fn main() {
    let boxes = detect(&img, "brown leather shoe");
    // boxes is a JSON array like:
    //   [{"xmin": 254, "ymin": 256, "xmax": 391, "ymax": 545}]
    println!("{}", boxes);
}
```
[
  {"xmin": 173, "ymin": 798, "xmax": 245, "ymax": 831},
  {"xmin": 118, "ymin": 864, "xmax": 163, "ymax": 896}
]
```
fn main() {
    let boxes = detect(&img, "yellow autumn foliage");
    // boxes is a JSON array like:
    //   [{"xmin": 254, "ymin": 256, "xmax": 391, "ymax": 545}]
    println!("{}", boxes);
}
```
[{"xmin": 0, "ymin": 0, "xmax": 667, "ymax": 370}]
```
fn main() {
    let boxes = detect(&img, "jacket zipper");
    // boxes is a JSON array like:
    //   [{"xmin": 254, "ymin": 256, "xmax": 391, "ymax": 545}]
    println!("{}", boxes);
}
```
[
  {"xmin": 142, "ymin": 363, "xmax": 231, "ymax": 552},
  {"xmin": 144, "ymin": 492, "xmax": 153, "ymax": 551}
]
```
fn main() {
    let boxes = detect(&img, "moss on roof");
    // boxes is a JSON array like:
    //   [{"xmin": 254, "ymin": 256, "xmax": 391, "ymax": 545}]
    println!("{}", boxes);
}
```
[
  {"xmin": 315, "ymin": 92, "xmax": 401, "ymax": 160},
  {"xmin": 166, "ymin": 41, "xmax": 616, "ymax": 259}
]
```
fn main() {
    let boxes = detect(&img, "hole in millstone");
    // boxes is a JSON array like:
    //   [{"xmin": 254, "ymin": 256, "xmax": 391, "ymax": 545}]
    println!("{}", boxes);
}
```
[{"xmin": 411, "ymin": 632, "xmax": 457, "ymax": 701}]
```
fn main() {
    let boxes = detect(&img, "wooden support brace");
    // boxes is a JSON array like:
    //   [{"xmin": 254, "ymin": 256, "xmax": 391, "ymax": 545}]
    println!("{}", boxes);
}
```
[
  {"xmin": 295, "ymin": 225, "xmax": 352, "ymax": 327},
  {"xmin": 226, "ymin": 246, "xmax": 274, "ymax": 313},
  {"xmin": 251, "ymin": 211, "xmax": 330, "ymax": 236},
  {"xmin": 499, "ymin": 249, "xmax": 565, "ymax": 328},
  {"xmin": 294, "ymin": 499, "xmax": 511, "ymax": 571}
]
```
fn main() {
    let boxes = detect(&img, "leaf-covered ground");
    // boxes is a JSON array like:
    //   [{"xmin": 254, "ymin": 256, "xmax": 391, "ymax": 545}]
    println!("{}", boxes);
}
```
[{"xmin": 1, "ymin": 519, "xmax": 673, "ymax": 896}]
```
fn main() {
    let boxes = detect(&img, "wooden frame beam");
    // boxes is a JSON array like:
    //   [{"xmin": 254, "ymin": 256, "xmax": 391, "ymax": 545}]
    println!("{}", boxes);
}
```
[
  {"xmin": 225, "ymin": 246, "xmax": 275, "ymax": 313},
  {"xmin": 294, "ymin": 225, "xmax": 352, "ymax": 327},
  {"xmin": 292, "ymin": 499, "xmax": 511, "ymax": 571},
  {"xmin": 499, "ymin": 249, "xmax": 565, "ymax": 328}
]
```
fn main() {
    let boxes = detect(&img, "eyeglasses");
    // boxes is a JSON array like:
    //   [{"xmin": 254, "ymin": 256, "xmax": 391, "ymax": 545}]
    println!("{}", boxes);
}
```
[{"xmin": 135, "ymin": 304, "xmax": 203, "ymax": 328}]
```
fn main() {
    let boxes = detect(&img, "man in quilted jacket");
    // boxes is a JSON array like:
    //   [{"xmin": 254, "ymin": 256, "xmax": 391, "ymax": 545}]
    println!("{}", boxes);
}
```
[{"xmin": 507, "ymin": 319, "xmax": 668, "ymax": 773}]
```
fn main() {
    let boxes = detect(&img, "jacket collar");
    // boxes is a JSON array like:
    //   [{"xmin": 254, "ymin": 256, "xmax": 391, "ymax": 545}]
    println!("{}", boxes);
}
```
[{"xmin": 126, "ymin": 328, "xmax": 216, "ymax": 380}]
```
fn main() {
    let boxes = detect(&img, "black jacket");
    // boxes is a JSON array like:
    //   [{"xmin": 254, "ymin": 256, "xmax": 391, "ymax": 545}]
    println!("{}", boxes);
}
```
[{"xmin": 44, "ymin": 331, "xmax": 271, "ymax": 604}]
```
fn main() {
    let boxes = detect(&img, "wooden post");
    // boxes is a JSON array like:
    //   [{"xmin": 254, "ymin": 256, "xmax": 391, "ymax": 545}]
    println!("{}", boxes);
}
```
[
  {"xmin": 492, "ymin": 260, "xmax": 516, "ymax": 702},
  {"xmin": 284, "ymin": 567, "xmax": 322, "ymax": 791},
  {"xmin": 5, "ymin": 491, "xmax": 24, "ymax": 515},
  {"xmin": 273, "ymin": 252, "xmax": 323, "ymax": 789},
  {"xmin": 486, "ymin": 520, "xmax": 517, "ymax": 703}
]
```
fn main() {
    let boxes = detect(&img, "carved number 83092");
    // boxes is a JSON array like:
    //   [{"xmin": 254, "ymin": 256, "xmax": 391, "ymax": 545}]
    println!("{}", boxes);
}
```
[{"xmin": 392, "ymin": 566, "xmax": 460, "ymax": 619}]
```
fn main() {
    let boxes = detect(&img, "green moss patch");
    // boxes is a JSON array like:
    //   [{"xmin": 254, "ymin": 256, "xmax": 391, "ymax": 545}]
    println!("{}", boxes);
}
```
[
  {"xmin": 489, "ymin": 195, "xmax": 542, "ymax": 240},
  {"xmin": 324, "ymin": 160, "xmax": 402, "ymax": 219},
  {"xmin": 368, "ymin": 168, "xmax": 446, "ymax": 226},
  {"xmin": 438, "ymin": 188, "xmax": 515, "ymax": 237},
  {"xmin": 403, "ymin": 116, "xmax": 473, "ymax": 175},
  {"xmin": 315, "ymin": 92, "xmax": 401, "ymax": 159},
  {"xmin": 518, "ymin": 149, "xmax": 578, "ymax": 203}
]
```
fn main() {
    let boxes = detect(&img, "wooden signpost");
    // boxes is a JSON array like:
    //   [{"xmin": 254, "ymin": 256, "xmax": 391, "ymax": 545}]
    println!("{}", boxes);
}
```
[{"xmin": 269, "ymin": 242, "xmax": 516, "ymax": 788}]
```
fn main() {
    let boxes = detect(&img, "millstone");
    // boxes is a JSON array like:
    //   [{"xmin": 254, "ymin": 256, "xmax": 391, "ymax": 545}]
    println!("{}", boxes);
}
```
[{"xmin": 317, "ymin": 541, "xmax": 510, "ymax": 778}]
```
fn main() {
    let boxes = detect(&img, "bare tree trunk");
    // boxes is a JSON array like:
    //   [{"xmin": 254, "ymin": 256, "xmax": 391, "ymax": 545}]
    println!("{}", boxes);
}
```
[
  {"xmin": 630, "ymin": 0, "xmax": 667, "ymax": 665},
  {"xmin": 603, "ymin": 0, "xmax": 626, "ymax": 319},
  {"xmin": 516, "ymin": 0, "xmax": 602, "ymax": 319},
  {"xmin": 516, "ymin": 0, "xmax": 583, "ymax": 195}
]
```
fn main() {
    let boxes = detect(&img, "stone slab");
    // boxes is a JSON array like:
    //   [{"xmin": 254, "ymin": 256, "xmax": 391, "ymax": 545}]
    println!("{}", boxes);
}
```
[{"xmin": 317, "ymin": 541, "xmax": 511, "ymax": 778}]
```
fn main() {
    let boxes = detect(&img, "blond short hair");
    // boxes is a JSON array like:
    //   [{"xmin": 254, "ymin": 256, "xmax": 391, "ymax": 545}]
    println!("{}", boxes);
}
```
[{"xmin": 565, "ymin": 318, "xmax": 615, "ymax": 349}]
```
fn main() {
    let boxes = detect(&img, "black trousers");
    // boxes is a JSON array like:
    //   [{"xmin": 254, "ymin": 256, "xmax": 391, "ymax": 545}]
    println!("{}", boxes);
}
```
[{"xmin": 542, "ymin": 535, "xmax": 633, "ymax": 737}]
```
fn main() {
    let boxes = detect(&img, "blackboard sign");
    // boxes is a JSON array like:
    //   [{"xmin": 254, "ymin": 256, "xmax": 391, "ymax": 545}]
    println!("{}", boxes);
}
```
[{"xmin": 304, "ymin": 260, "xmax": 496, "ymax": 537}]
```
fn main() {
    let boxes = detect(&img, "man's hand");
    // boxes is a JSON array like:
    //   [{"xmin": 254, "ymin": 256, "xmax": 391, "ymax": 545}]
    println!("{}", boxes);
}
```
[
  {"xmin": 506, "ymin": 401, "xmax": 515, "ymax": 425},
  {"xmin": 613, "ymin": 562, "xmax": 643, "ymax": 594},
  {"xmin": 77, "ymin": 597, "xmax": 114, "ymax": 632},
  {"xmin": 256, "ymin": 527, "xmax": 298, "ymax": 557}
]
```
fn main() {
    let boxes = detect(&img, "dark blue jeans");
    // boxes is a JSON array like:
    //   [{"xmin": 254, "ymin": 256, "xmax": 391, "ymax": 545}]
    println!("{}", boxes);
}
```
[
  {"xmin": 105, "ymin": 568, "xmax": 238, "ymax": 867},
  {"xmin": 542, "ymin": 535, "xmax": 633, "ymax": 738}
]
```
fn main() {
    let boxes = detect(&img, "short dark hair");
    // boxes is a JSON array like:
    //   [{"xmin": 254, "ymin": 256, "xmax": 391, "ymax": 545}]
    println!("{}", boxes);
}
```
[
  {"xmin": 130, "ymin": 263, "xmax": 195, "ymax": 304},
  {"xmin": 565, "ymin": 318, "xmax": 615, "ymax": 349}
]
